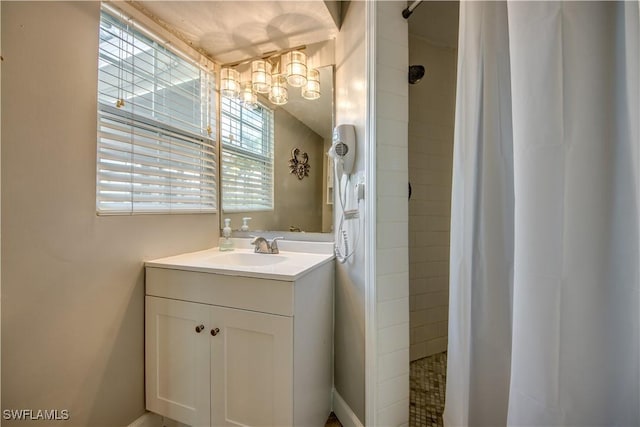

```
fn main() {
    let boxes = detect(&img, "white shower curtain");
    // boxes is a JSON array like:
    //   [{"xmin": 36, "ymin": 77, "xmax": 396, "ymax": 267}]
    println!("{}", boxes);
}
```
[{"xmin": 445, "ymin": 2, "xmax": 640, "ymax": 426}]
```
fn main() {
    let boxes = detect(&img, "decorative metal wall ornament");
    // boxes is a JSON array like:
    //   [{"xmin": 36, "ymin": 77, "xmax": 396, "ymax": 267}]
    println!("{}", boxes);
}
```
[{"xmin": 288, "ymin": 148, "xmax": 310, "ymax": 180}]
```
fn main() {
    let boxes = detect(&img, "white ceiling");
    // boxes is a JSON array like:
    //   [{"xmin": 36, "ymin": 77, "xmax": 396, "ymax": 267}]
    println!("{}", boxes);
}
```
[{"xmin": 408, "ymin": 1, "xmax": 459, "ymax": 49}]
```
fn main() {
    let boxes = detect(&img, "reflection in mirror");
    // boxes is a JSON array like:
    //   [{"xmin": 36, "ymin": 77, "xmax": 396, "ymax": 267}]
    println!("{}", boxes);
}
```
[{"xmin": 220, "ymin": 65, "xmax": 334, "ymax": 234}]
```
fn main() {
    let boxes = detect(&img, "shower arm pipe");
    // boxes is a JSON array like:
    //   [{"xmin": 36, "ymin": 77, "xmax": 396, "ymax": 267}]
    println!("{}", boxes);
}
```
[{"xmin": 402, "ymin": 0, "xmax": 423, "ymax": 19}]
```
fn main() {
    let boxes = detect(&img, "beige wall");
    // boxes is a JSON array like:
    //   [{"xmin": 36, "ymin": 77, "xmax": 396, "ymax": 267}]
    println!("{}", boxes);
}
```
[
  {"xmin": 1, "ymin": 3, "xmax": 218, "ymax": 426},
  {"xmin": 333, "ymin": 0, "xmax": 367, "ymax": 422},
  {"xmin": 273, "ymin": 107, "xmax": 324, "ymax": 232},
  {"xmin": 408, "ymin": 35, "xmax": 457, "ymax": 361},
  {"xmin": 225, "ymin": 107, "xmax": 325, "ymax": 233}
]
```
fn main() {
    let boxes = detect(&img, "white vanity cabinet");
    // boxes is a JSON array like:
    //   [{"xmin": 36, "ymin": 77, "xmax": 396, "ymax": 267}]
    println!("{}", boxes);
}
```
[{"xmin": 145, "ymin": 257, "xmax": 334, "ymax": 427}]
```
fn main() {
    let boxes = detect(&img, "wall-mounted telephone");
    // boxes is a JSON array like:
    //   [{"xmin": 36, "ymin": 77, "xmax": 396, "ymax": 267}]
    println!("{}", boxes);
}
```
[
  {"xmin": 329, "ymin": 124, "xmax": 356, "ymax": 176},
  {"xmin": 329, "ymin": 124, "xmax": 360, "ymax": 263}
]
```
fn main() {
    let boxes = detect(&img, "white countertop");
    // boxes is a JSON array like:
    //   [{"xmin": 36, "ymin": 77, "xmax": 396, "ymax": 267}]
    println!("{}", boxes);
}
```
[{"xmin": 145, "ymin": 239, "xmax": 335, "ymax": 281}]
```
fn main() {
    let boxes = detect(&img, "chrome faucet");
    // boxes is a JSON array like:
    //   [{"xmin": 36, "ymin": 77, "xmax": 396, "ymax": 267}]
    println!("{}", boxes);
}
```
[{"xmin": 251, "ymin": 236, "xmax": 284, "ymax": 254}]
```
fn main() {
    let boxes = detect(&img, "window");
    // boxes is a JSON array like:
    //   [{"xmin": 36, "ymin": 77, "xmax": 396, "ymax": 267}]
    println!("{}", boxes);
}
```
[
  {"xmin": 97, "ymin": 6, "xmax": 216, "ymax": 214},
  {"xmin": 220, "ymin": 97, "xmax": 275, "ymax": 212}
]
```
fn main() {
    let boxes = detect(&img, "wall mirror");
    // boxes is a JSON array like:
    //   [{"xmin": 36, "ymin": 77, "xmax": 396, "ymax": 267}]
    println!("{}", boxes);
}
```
[
  {"xmin": 219, "ymin": 65, "xmax": 334, "ymax": 235},
  {"xmin": 130, "ymin": 1, "xmax": 338, "ymax": 237}
]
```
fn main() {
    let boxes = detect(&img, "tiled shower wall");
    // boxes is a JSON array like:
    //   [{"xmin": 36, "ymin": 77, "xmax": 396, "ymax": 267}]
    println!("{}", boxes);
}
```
[{"xmin": 408, "ymin": 35, "xmax": 457, "ymax": 361}]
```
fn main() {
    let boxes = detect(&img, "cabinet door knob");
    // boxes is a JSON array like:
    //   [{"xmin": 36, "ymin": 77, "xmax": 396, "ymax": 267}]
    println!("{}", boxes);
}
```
[
  {"xmin": 195, "ymin": 324, "xmax": 205, "ymax": 333},
  {"xmin": 210, "ymin": 328, "xmax": 220, "ymax": 336}
]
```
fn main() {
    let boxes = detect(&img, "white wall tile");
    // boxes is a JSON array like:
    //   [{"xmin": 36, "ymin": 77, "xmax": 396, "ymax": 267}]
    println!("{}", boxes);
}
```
[
  {"xmin": 378, "ymin": 297, "xmax": 409, "ymax": 329},
  {"xmin": 377, "ymin": 89, "xmax": 409, "ymax": 123},
  {"xmin": 377, "ymin": 247, "xmax": 409, "ymax": 276},
  {"xmin": 408, "ymin": 307, "xmax": 421, "ymax": 325},
  {"xmin": 378, "ymin": 322, "xmax": 410, "ymax": 355},
  {"xmin": 413, "ymin": 323, "xmax": 440, "ymax": 343},
  {"xmin": 378, "ymin": 272, "xmax": 410, "ymax": 302},
  {"xmin": 377, "ymin": 221, "xmax": 408, "ymax": 249},
  {"xmin": 438, "ymin": 321, "xmax": 449, "ymax": 337},
  {"xmin": 376, "ymin": 2, "xmax": 410, "ymax": 422},
  {"xmin": 376, "ymin": 2, "xmax": 408, "ymax": 48},
  {"xmin": 377, "ymin": 117, "xmax": 408, "ymax": 148},
  {"xmin": 408, "ymin": 248, "xmax": 427, "ymax": 264},
  {"xmin": 377, "ymin": 64, "xmax": 409, "ymax": 97},
  {"xmin": 377, "ymin": 374, "xmax": 410, "ymax": 408},
  {"xmin": 377, "ymin": 398, "xmax": 410, "ymax": 427},
  {"xmin": 414, "ymin": 291, "xmax": 449, "ymax": 310},
  {"xmin": 377, "ymin": 37, "xmax": 408, "ymax": 72},
  {"xmin": 427, "ymin": 216, "xmax": 451, "ymax": 231},
  {"xmin": 410, "ymin": 342, "xmax": 427, "ymax": 361},
  {"xmin": 408, "ymin": 35, "xmax": 457, "ymax": 361},
  {"xmin": 425, "ymin": 337, "xmax": 448, "ymax": 355},
  {"xmin": 378, "ymin": 196, "xmax": 408, "ymax": 223},
  {"xmin": 378, "ymin": 144, "xmax": 408, "ymax": 172},
  {"xmin": 377, "ymin": 170, "xmax": 409, "ymax": 198},
  {"xmin": 378, "ymin": 348, "xmax": 410, "ymax": 382}
]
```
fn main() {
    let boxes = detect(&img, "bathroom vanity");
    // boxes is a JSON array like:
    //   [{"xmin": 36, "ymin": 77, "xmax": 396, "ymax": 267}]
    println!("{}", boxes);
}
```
[{"xmin": 144, "ymin": 241, "xmax": 334, "ymax": 427}]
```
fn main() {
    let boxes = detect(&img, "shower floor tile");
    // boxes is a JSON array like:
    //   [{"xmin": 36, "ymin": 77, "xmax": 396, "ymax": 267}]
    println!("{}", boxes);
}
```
[
  {"xmin": 410, "ymin": 351, "xmax": 447, "ymax": 427},
  {"xmin": 326, "ymin": 352, "xmax": 447, "ymax": 427}
]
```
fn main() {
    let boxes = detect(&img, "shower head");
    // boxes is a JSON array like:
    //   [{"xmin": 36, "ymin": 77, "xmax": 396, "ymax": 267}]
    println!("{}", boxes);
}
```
[{"xmin": 409, "ymin": 65, "xmax": 425, "ymax": 85}]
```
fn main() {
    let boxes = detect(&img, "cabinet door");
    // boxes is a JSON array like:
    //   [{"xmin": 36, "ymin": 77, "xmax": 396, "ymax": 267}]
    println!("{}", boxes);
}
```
[
  {"xmin": 210, "ymin": 306, "xmax": 294, "ymax": 426},
  {"xmin": 146, "ymin": 296, "xmax": 211, "ymax": 427}
]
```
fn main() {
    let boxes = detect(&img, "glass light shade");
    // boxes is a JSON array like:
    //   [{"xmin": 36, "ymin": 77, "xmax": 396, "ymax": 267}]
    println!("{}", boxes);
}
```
[
  {"xmin": 269, "ymin": 74, "xmax": 288, "ymax": 105},
  {"xmin": 240, "ymin": 83, "xmax": 258, "ymax": 110},
  {"xmin": 285, "ymin": 51, "xmax": 307, "ymax": 87},
  {"xmin": 302, "ymin": 68, "xmax": 321, "ymax": 100},
  {"xmin": 251, "ymin": 60, "xmax": 272, "ymax": 94},
  {"xmin": 220, "ymin": 67, "xmax": 240, "ymax": 98}
]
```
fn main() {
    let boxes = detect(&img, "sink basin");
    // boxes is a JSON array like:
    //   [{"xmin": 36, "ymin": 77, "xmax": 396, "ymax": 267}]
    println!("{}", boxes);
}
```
[
  {"xmin": 146, "ymin": 243, "xmax": 334, "ymax": 280},
  {"xmin": 208, "ymin": 252, "xmax": 287, "ymax": 267}
]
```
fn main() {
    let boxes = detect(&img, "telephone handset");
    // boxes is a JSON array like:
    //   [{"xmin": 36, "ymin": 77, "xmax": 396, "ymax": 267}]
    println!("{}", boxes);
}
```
[
  {"xmin": 329, "ymin": 124, "xmax": 356, "ymax": 176},
  {"xmin": 329, "ymin": 124, "xmax": 359, "ymax": 263}
]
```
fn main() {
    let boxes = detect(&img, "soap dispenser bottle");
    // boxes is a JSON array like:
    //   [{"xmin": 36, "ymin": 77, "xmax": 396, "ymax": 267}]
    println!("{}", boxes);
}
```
[
  {"xmin": 240, "ymin": 217, "xmax": 252, "ymax": 232},
  {"xmin": 219, "ymin": 218, "xmax": 234, "ymax": 251}
]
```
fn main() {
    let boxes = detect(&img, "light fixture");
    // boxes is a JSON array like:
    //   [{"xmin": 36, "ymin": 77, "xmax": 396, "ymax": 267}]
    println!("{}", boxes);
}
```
[
  {"xmin": 269, "ymin": 74, "xmax": 288, "ymax": 105},
  {"xmin": 284, "ymin": 50, "xmax": 307, "ymax": 87},
  {"xmin": 221, "ymin": 47, "xmax": 320, "ymax": 107},
  {"xmin": 251, "ymin": 60, "xmax": 272, "ymax": 94},
  {"xmin": 240, "ymin": 82, "xmax": 258, "ymax": 110},
  {"xmin": 302, "ymin": 68, "xmax": 321, "ymax": 100},
  {"xmin": 220, "ymin": 67, "xmax": 240, "ymax": 98}
]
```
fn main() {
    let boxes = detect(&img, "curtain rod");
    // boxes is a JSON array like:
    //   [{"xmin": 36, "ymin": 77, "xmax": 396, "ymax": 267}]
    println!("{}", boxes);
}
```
[{"xmin": 402, "ymin": 0, "xmax": 423, "ymax": 19}]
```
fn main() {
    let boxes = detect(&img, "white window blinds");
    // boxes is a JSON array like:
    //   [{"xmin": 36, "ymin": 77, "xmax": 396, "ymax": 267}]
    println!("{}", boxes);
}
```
[
  {"xmin": 220, "ymin": 97, "xmax": 275, "ymax": 212},
  {"xmin": 97, "ymin": 7, "xmax": 216, "ymax": 214}
]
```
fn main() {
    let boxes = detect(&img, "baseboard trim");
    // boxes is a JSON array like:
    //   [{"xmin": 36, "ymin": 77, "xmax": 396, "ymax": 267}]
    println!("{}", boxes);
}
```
[
  {"xmin": 333, "ymin": 389, "xmax": 364, "ymax": 427},
  {"xmin": 132, "ymin": 396, "xmax": 362, "ymax": 427},
  {"xmin": 127, "ymin": 412, "xmax": 163, "ymax": 427}
]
